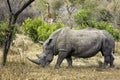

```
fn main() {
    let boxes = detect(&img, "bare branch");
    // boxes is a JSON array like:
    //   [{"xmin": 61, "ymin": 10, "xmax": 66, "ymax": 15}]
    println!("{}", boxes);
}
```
[
  {"xmin": 7, "ymin": 0, "xmax": 12, "ymax": 13},
  {"xmin": 15, "ymin": 0, "xmax": 35, "ymax": 17}
]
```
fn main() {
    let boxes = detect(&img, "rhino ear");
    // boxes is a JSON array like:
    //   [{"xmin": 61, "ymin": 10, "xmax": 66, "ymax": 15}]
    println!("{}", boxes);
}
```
[{"xmin": 47, "ymin": 39, "xmax": 52, "ymax": 45}]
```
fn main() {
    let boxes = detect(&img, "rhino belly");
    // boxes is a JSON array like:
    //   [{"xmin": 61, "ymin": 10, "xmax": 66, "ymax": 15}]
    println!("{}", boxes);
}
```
[{"xmin": 72, "ymin": 43, "xmax": 101, "ymax": 58}]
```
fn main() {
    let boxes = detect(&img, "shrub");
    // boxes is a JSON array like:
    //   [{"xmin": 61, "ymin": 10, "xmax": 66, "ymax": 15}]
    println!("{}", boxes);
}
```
[
  {"xmin": 92, "ymin": 21, "xmax": 120, "ymax": 41},
  {"xmin": 73, "ymin": 8, "xmax": 120, "ymax": 41},
  {"xmin": 0, "ymin": 22, "xmax": 8, "ymax": 46},
  {"xmin": 0, "ymin": 22, "xmax": 17, "ymax": 47},
  {"xmin": 21, "ymin": 17, "xmax": 65, "ymax": 42}
]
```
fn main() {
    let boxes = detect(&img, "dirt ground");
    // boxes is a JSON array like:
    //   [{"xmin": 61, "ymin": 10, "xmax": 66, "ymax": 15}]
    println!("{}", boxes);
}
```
[{"xmin": 0, "ymin": 34, "xmax": 120, "ymax": 80}]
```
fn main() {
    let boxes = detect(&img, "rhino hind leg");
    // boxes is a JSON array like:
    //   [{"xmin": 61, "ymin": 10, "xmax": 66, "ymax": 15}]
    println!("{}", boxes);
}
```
[
  {"xmin": 110, "ymin": 53, "xmax": 115, "ymax": 68},
  {"xmin": 103, "ymin": 56, "xmax": 110, "ymax": 68},
  {"xmin": 101, "ymin": 51, "xmax": 115, "ymax": 69}
]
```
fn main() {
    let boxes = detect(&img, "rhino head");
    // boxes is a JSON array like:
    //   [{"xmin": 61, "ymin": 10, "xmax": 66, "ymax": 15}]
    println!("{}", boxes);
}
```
[{"xmin": 27, "ymin": 39, "xmax": 54, "ymax": 67}]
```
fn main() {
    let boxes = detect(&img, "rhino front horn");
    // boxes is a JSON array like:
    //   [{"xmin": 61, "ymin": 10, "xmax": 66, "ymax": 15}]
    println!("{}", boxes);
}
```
[{"xmin": 26, "ymin": 57, "xmax": 41, "ymax": 65}]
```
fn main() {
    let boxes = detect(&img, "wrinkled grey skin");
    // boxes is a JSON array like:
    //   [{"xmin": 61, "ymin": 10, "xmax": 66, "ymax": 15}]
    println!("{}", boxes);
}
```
[{"xmin": 28, "ymin": 27, "xmax": 115, "ymax": 69}]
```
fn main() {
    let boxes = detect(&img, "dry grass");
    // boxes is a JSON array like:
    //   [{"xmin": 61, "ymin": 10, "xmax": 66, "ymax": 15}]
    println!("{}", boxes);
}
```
[
  {"xmin": 0, "ymin": 49, "xmax": 120, "ymax": 80},
  {"xmin": 0, "ymin": 55, "xmax": 120, "ymax": 80},
  {"xmin": 0, "ymin": 34, "xmax": 120, "ymax": 80}
]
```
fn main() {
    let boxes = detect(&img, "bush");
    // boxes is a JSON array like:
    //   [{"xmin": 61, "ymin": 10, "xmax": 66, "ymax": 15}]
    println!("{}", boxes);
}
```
[
  {"xmin": 0, "ymin": 22, "xmax": 8, "ymax": 46},
  {"xmin": 74, "ymin": 21, "xmax": 120, "ymax": 41},
  {"xmin": 21, "ymin": 17, "xmax": 65, "ymax": 42},
  {"xmin": 0, "ymin": 22, "xmax": 17, "ymax": 47},
  {"xmin": 75, "ymin": 21, "xmax": 120, "ymax": 41},
  {"xmin": 73, "ymin": 8, "xmax": 120, "ymax": 41}
]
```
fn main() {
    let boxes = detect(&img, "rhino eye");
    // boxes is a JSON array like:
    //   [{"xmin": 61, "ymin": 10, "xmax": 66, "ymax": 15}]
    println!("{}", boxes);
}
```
[{"xmin": 45, "ymin": 47, "xmax": 48, "ymax": 50}]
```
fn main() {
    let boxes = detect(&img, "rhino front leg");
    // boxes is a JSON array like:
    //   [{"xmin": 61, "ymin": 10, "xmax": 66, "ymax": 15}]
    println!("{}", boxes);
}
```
[
  {"xmin": 55, "ymin": 52, "xmax": 67, "ymax": 69},
  {"xmin": 66, "ymin": 56, "xmax": 73, "ymax": 68}
]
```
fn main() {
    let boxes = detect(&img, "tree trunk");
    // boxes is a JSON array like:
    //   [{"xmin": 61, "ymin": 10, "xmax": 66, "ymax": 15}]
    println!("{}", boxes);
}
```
[
  {"xmin": 2, "ymin": 13, "xmax": 16, "ymax": 66},
  {"xmin": 2, "ymin": 0, "xmax": 35, "ymax": 66}
]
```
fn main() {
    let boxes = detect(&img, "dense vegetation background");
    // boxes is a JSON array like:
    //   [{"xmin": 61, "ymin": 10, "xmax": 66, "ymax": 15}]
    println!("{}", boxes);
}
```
[{"xmin": 0, "ymin": 0, "xmax": 120, "ymax": 45}]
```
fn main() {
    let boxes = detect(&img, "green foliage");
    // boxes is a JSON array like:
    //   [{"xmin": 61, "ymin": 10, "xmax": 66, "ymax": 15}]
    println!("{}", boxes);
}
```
[
  {"xmin": 92, "ymin": 21, "xmax": 120, "ymax": 40},
  {"xmin": 0, "ymin": 22, "xmax": 17, "ymax": 47},
  {"xmin": 82, "ymin": 0, "xmax": 98, "ymax": 9},
  {"xmin": 73, "ymin": 1, "xmax": 120, "ymax": 41},
  {"xmin": 73, "ymin": 9, "xmax": 93, "ymax": 27},
  {"xmin": 33, "ymin": 0, "xmax": 48, "ymax": 11},
  {"xmin": 68, "ymin": 0, "xmax": 85, "ymax": 4},
  {"xmin": 98, "ymin": 9, "xmax": 113, "ymax": 22},
  {"xmin": 0, "ymin": 22, "xmax": 8, "ymax": 46},
  {"xmin": 52, "ymin": 0, "xmax": 63, "ymax": 10},
  {"xmin": 73, "ymin": 0, "xmax": 113, "ymax": 24},
  {"xmin": 74, "ymin": 9, "xmax": 120, "ymax": 39},
  {"xmin": 21, "ymin": 17, "xmax": 65, "ymax": 42}
]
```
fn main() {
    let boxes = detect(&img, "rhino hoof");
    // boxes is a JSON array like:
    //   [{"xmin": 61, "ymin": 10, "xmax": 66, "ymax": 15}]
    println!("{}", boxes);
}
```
[
  {"xmin": 55, "ymin": 65, "xmax": 61, "ymax": 69},
  {"xmin": 66, "ymin": 65, "xmax": 73, "ymax": 68},
  {"xmin": 110, "ymin": 64, "xmax": 115, "ymax": 68}
]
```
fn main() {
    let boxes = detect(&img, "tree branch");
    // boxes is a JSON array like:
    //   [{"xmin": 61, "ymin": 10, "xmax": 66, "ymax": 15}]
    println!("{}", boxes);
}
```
[
  {"xmin": 7, "ymin": 0, "xmax": 12, "ymax": 13},
  {"xmin": 15, "ymin": 0, "xmax": 35, "ymax": 17}
]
